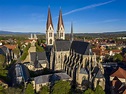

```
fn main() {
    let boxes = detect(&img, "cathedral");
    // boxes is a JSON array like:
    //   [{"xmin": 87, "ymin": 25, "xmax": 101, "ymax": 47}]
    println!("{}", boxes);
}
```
[{"xmin": 45, "ymin": 7, "xmax": 105, "ymax": 90}]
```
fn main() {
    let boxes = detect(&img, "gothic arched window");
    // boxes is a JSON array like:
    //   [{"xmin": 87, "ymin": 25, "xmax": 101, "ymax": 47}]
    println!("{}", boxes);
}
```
[
  {"xmin": 49, "ymin": 33, "xmax": 52, "ymax": 37},
  {"xmin": 60, "ymin": 33, "xmax": 63, "ymax": 37},
  {"xmin": 49, "ymin": 39, "xmax": 52, "ymax": 44},
  {"xmin": 82, "ymin": 76, "xmax": 86, "ymax": 80}
]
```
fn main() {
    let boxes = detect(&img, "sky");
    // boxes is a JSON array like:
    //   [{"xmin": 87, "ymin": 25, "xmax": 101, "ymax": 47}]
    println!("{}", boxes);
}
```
[{"xmin": 0, "ymin": 0, "xmax": 126, "ymax": 33}]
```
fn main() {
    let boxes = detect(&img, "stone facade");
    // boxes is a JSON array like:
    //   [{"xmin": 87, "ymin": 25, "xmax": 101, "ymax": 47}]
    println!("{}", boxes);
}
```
[
  {"xmin": 50, "ymin": 40, "xmax": 71, "ymax": 71},
  {"xmin": 33, "ymin": 73, "xmax": 71, "ymax": 92},
  {"xmin": 57, "ymin": 9, "xmax": 65, "ymax": 40},
  {"xmin": 50, "ymin": 40, "xmax": 105, "ymax": 90},
  {"xmin": 46, "ymin": 8, "xmax": 54, "ymax": 46},
  {"xmin": 45, "ymin": 8, "xmax": 105, "ymax": 90}
]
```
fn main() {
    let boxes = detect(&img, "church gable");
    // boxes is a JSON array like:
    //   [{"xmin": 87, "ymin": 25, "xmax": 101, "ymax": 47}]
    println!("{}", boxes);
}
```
[{"xmin": 47, "ymin": 24, "xmax": 54, "ymax": 31}]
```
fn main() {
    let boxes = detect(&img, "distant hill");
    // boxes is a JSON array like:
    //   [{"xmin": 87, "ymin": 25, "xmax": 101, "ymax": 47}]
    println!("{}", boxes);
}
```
[
  {"xmin": 0, "ymin": 30, "xmax": 126, "ymax": 36},
  {"xmin": 103, "ymin": 31, "xmax": 126, "ymax": 34},
  {"xmin": 0, "ymin": 30, "xmax": 44, "ymax": 35},
  {"xmin": 73, "ymin": 31, "xmax": 126, "ymax": 36}
]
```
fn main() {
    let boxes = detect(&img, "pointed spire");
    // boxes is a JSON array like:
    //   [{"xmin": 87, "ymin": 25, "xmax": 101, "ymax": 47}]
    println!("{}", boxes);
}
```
[
  {"xmin": 70, "ymin": 22, "xmax": 73, "ymax": 42},
  {"xmin": 46, "ymin": 7, "xmax": 53, "ymax": 30},
  {"xmin": 57, "ymin": 9, "xmax": 64, "ymax": 31}
]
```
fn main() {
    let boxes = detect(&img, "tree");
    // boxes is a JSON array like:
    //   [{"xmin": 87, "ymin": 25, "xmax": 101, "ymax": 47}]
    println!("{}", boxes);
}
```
[
  {"xmin": 36, "ymin": 43, "xmax": 44, "ymax": 52},
  {"xmin": 84, "ymin": 88, "xmax": 94, "ymax": 94},
  {"xmin": 20, "ymin": 43, "xmax": 31, "ymax": 61},
  {"xmin": 94, "ymin": 85, "xmax": 105, "ymax": 94},
  {"xmin": 0, "ymin": 85, "xmax": 4, "ymax": 94},
  {"xmin": 17, "ymin": 40, "xmax": 22, "ymax": 50},
  {"xmin": 0, "ymin": 54, "xmax": 5, "ymax": 68},
  {"xmin": 5, "ymin": 87, "xmax": 22, "ymax": 94},
  {"xmin": 20, "ymin": 51, "xmax": 28, "ymax": 61},
  {"xmin": 39, "ymin": 86, "xmax": 49, "ymax": 94},
  {"xmin": 52, "ymin": 80, "xmax": 71, "ymax": 94},
  {"xmin": 113, "ymin": 54, "xmax": 123, "ymax": 62},
  {"xmin": 0, "ymin": 54, "xmax": 8, "ymax": 81},
  {"xmin": 25, "ymin": 83, "xmax": 34, "ymax": 94},
  {"xmin": 13, "ymin": 48, "xmax": 20, "ymax": 58}
]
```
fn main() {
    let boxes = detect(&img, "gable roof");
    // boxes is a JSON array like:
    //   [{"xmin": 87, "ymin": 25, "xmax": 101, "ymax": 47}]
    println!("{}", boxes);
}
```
[
  {"xmin": 70, "ymin": 41, "xmax": 92, "ymax": 55},
  {"xmin": 110, "ymin": 67, "xmax": 126, "ymax": 79},
  {"xmin": 80, "ymin": 68, "xmax": 88, "ymax": 74},
  {"xmin": 0, "ymin": 48, "xmax": 5, "ymax": 55},
  {"xmin": 95, "ymin": 69, "xmax": 104, "ymax": 78},
  {"xmin": 55, "ymin": 40, "xmax": 71, "ymax": 51},
  {"xmin": 0, "ymin": 46, "xmax": 8, "ymax": 55},
  {"xmin": 34, "ymin": 73, "xmax": 71, "ymax": 84},
  {"xmin": 30, "ymin": 52, "xmax": 47, "ymax": 62},
  {"xmin": 4, "ymin": 44, "xmax": 17, "ymax": 50},
  {"xmin": 0, "ymin": 46, "xmax": 8, "ymax": 53},
  {"xmin": 34, "ymin": 74, "xmax": 50, "ymax": 84},
  {"xmin": 123, "ymin": 89, "xmax": 126, "ymax": 94}
]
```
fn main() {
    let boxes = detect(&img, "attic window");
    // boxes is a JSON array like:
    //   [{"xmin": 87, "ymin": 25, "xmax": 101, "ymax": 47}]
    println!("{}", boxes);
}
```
[
  {"xmin": 50, "ymin": 27, "xmax": 51, "ymax": 30},
  {"xmin": 61, "ymin": 28, "xmax": 62, "ymax": 30}
]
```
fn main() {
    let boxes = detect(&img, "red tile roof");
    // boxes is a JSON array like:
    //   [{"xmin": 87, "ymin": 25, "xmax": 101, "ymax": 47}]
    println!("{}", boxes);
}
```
[
  {"xmin": 111, "ymin": 49, "xmax": 121, "ymax": 53},
  {"xmin": 110, "ymin": 67, "xmax": 126, "ymax": 79},
  {"xmin": 4, "ymin": 45, "xmax": 17, "ymax": 50},
  {"xmin": 24, "ymin": 40, "xmax": 32, "ymax": 43},
  {"xmin": 123, "ymin": 90, "xmax": 126, "ymax": 94}
]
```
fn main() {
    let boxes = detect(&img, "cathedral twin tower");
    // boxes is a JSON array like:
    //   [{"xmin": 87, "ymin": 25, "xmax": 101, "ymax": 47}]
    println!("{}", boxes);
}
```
[{"xmin": 46, "ymin": 8, "xmax": 65, "ymax": 45}]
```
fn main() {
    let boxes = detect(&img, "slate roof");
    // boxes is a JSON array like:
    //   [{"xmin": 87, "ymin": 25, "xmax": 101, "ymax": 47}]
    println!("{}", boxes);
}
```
[
  {"xmin": 92, "ymin": 67, "xmax": 99, "ymax": 74},
  {"xmin": 9, "ymin": 63, "xmax": 30, "ymax": 85},
  {"xmin": 95, "ymin": 69, "xmax": 104, "ymax": 78},
  {"xmin": 44, "ymin": 45, "xmax": 53, "ymax": 52},
  {"xmin": 0, "ymin": 46, "xmax": 8, "ymax": 53},
  {"xmin": 30, "ymin": 52, "xmax": 47, "ymax": 62},
  {"xmin": 54, "ymin": 73, "xmax": 71, "ymax": 80},
  {"xmin": 34, "ymin": 73, "xmax": 71, "ymax": 84},
  {"xmin": 34, "ymin": 74, "xmax": 50, "ymax": 84},
  {"xmin": 80, "ymin": 68, "xmax": 88, "ymax": 74},
  {"xmin": 34, "ymin": 59, "xmax": 42, "ymax": 68},
  {"xmin": 55, "ymin": 40, "xmax": 71, "ymax": 51},
  {"xmin": 30, "ymin": 52, "xmax": 47, "ymax": 68},
  {"xmin": 0, "ymin": 48, "xmax": 5, "ymax": 55},
  {"xmin": 70, "ymin": 41, "xmax": 92, "ymax": 55}
]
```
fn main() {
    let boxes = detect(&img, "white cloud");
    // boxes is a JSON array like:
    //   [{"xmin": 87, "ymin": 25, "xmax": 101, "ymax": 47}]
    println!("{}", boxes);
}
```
[{"xmin": 63, "ymin": 0, "xmax": 115, "ymax": 16}]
